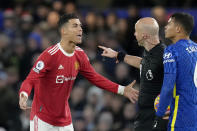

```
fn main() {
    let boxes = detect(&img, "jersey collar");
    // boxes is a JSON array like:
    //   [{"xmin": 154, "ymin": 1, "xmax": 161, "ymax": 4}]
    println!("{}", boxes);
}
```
[
  {"xmin": 145, "ymin": 43, "xmax": 165, "ymax": 56},
  {"xmin": 58, "ymin": 43, "xmax": 75, "ymax": 57},
  {"xmin": 175, "ymin": 39, "xmax": 192, "ymax": 45}
]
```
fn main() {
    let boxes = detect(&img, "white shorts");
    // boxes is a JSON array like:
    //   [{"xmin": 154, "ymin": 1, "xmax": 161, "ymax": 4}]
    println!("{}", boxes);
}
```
[{"xmin": 30, "ymin": 116, "xmax": 74, "ymax": 131}]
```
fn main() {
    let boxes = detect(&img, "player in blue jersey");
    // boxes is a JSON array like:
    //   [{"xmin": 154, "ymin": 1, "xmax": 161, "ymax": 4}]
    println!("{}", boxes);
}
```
[{"xmin": 152, "ymin": 12, "xmax": 196, "ymax": 131}]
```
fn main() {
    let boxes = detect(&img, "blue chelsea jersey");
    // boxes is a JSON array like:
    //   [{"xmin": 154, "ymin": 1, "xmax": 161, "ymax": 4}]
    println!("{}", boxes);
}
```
[{"xmin": 157, "ymin": 39, "xmax": 197, "ymax": 130}]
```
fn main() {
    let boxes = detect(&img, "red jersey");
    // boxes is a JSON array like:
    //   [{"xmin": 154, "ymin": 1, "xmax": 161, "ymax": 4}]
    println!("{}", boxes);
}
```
[{"xmin": 19, "ymin": 43, "xmax": 123, "ymax": 126}]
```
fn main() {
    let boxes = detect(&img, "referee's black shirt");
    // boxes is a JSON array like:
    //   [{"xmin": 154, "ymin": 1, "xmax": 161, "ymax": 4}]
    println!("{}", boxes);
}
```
[{"xmin": 138, "ymin": 43, "xmax": 166, "ymax": 108}]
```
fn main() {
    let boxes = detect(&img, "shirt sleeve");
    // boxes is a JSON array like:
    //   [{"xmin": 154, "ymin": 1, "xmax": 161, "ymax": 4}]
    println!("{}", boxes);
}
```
[
  {"xmin": 19, "ymin": 51, "xmax": 51, "ymax": 97},
  {"xmin": 79, "ymin": 52, "xmax": 121, "ymax": 94},
  {"xmin": 156, "ymin": 47, "xmax": 177, "ymax": 116}
]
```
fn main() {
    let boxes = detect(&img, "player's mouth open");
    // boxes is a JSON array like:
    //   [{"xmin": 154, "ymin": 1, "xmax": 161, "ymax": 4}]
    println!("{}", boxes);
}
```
[{"xmin": 77, "ymin": 35, "xmax": 82, "ymax": 38}]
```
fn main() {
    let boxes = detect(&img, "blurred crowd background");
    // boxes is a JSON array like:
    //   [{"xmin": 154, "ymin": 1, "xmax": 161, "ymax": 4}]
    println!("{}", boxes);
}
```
[{"xmin": 0, "ymin": 0, "xmax": 196, "ymax": 131}]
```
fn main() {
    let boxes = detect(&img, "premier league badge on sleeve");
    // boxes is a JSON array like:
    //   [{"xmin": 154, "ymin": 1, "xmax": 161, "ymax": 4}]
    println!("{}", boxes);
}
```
[
  {"xmin": 33, "ymin": 60, "xmax": 45, "ymax": 73},
  {"xmin": 36, "ymin": 61, "xmax": 45, "ymax": 70}
]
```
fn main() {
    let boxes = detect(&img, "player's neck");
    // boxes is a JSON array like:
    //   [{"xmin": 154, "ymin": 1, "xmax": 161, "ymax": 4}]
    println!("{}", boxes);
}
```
[
  {"xmin": 172, "ymin": 34, "xmax": 190, "ymax": 44},
  {"xmin": 60, "ymin": 39, "xmax": 76, "ymax": 53}
]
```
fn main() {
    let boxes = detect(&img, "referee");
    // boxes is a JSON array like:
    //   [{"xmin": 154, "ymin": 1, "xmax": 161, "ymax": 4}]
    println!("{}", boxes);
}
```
[{"xmin": 99, "ymin": 17, "xmax": 168, "ymax": 131}]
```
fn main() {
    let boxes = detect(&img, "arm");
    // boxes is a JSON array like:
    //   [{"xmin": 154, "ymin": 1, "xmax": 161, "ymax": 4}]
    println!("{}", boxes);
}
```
[
  {"xmin": 19, "ymin": 51, "xmax": 51, "ymax": 110},
  {"xmin": 79, "ymin": 52, "xmax": 139, "ymax": 103},
  {"xmin": 156, "ymin": 73, "xmax": 175, "ymax": 116},
  {"xmin": 156, "ymin": 48, "xmax": 177, "ymax": 117},
  {"xmin": 98, "ymin": 46, "xmax": 142, "ymax": 69},
  {"xmin": 153, "ymin": 47, "xmax": 177, "ymax": 130},
  {"xmin": 124, "ymin": 55, "xmax": 142, "ymax": 69}
]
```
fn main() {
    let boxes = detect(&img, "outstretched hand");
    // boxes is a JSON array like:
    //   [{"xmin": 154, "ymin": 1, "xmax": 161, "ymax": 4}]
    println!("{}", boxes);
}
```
[
  {"xmin": 124, "ymin": 80, "xmax": 139, "ymax": 103},
  {"xmin": 98, "ymin": 46, "xmax": 118, "ymax": 58}
]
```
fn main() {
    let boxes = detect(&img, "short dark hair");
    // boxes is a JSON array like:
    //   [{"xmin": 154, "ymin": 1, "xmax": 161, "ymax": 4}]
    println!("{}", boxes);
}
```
[
  {"xmin": 58, "ymin": 13, "xmax": 79, "ymax": 28},
  {"xmin": 171, "ymin": 12, "xmax": 194, "ymax": 35}
]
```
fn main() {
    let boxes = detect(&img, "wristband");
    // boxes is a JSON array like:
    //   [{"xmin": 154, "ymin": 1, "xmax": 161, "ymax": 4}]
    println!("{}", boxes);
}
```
[
  {"xmin": 117, "ymin": 51, "xmax": 126, "ymax": 62},
  {"xmin": 118, "ymin": 85, "xmax": 125, "ymax": 95}
]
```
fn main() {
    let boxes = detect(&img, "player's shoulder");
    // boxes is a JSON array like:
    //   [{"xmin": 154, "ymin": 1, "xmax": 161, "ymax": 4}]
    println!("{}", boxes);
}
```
[
  {"xmin": 38, "ymin": 44, "xmax": 59, "ymax": 56},
  {"xmin": 36, "ymin": 44, "xmax": 59, "ymax": 60},
  {"xmin": 170, "ymin": 39, "xmax": 197, "ymax": 52},
  {"xmin": 172, "ymin": 39, "xmax": 193, "ymax": 49},
  {"xmin": 189, "ymin": 40, "xmax": 197, "ymax": 46},
  {"xmin": 165, "ymin": 42, "xmax": 181, "ymax": 52},
  {"xmin": 75, "ymin": 46, "xmax": 86, "ymax": 55},
  {"xmin": 164, "ymin": 40, "xmax": 190, "ymax": 56},
  {"xmin": 46, "ymin": 44, "xmax": 60, "ymax": 55},
  {"xmin": 163, "ymin": 44, "xmax": 178, "ymax": 60},
  {"xmin": 75, "ymin": 46, "xmax": 84, "ymax": 52},
  {"xmin": 75, "ymin": 46, "xmax": 89, "ymax": 61}
]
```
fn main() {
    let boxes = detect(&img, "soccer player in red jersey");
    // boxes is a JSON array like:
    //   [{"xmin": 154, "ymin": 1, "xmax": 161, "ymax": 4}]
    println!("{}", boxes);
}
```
[{"xmin": 19, "ymin": 13, "xmax": 139, "ymax": 131}]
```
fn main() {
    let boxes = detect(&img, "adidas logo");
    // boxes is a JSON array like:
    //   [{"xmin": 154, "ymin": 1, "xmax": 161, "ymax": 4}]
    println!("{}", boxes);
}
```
[{"xmin": 58, "ymin": 64, "xmax": 64, "ymax": 70}]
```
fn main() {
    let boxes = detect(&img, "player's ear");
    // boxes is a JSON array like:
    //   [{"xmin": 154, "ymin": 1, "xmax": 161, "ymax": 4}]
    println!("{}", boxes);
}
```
[
  {"xmin": 175, "ymin": 25, "xmax": 181, "ymax": 33},
  {"xmin": 61, "ymin": 26, "xmax": 68, "ymax": 35}
]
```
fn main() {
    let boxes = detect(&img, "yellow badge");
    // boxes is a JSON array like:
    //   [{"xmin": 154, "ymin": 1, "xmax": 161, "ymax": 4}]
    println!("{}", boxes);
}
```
[{"xmin": 75, "ymin": 61, "xmax": 79, "ymax": 70}]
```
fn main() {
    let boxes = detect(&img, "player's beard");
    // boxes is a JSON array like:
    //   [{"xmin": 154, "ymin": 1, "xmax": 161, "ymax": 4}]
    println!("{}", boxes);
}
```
[
  {"xmin": 69, "ymin": 37, "xmax": 82, "ymax": 45},
  {"xmin": 69, "ymin": 40, "xmax": 78, "ymax": 46},
  {"xmin": 75, "ymin": 36, "xmax": 82, "ymax": 44}
]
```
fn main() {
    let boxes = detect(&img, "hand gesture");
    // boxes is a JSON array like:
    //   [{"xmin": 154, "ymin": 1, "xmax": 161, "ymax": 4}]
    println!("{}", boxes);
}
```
[
  {"xmin": 163, "ymin": 110, "xmax": 170, "ymax": 120},
  {"xmin": 19, "ymin": 93, "xmax": 31, "ymax": 110},
  {"xmin": 98, "ymin": 46, "xmax": 118, "ymax": 58},
  {"xmin": 124, "ymin": 80, "xmax": 139, "ymax": 103}
]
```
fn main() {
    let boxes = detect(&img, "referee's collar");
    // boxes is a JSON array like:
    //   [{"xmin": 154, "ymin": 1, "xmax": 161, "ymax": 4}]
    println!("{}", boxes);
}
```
[{"xmin": 145, "ymin": 43, "xmax": 165, "ymax": 55}]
